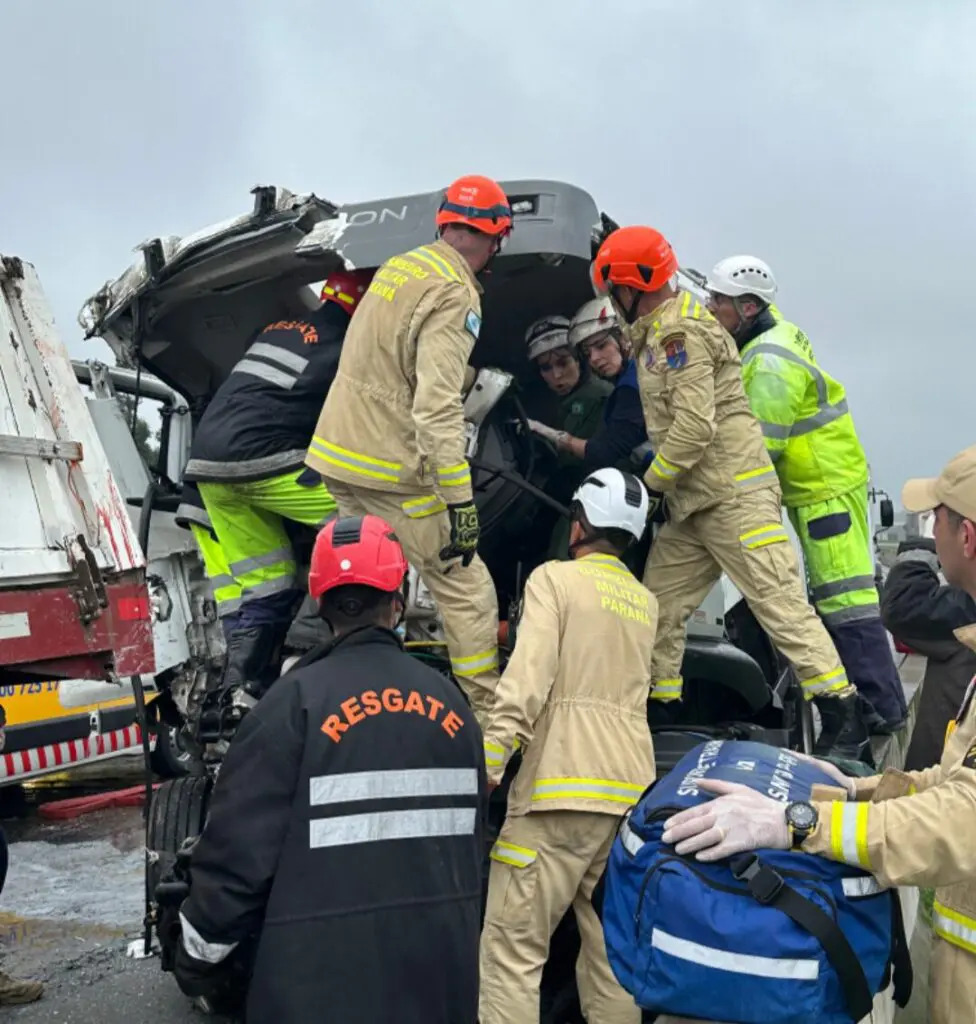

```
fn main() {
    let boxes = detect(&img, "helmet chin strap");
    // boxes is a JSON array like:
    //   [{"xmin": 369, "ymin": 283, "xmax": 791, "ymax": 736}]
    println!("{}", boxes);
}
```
[{"xmin": 611, "ymin": 286, "xmax": 642, "ymax": 325}]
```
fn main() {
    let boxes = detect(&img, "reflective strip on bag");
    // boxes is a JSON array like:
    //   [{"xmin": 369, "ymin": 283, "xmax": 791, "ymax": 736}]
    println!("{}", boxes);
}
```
[
  {"xmin": 436, "ymin": 461, "xmax": 472, "ymax": 489},
  {"xmin": 451, "ymin": 648, "xmax": 499, "ymax": 678},
  {"xmin": 739, "ymin": 524, "xmax": 789, "ymax": 550},
  {"xmin": 309, "ymin": 768, "xmax": 478, "ymax": 806},
  {"xmin": 841, "ymin": 875, "xmax": 886, "ymax": 898},
  {"xmin": 651, "ymin": 927, "xmax": 820, "ymax": 981},
  {"xmin": 828, "ymin": 801, "xmax": 871, "ymax": 870},
  {"xmin": 307, "ymin": 436, "xmax": 403, "ymax": 484},
  {"xmin": 401, "ymin": 494, "xmax": 447, "ymax": 519},
  {"xmin": 179, "ymin": 912, "xmax": 239, "ymax": 965},
  {"xmin": 800, "ymin": 666, "xmax": 849, "ymax": 696},
  {"xmin": 489, "ymin": 840, "xmax": 538, "ymax": 868},
  {"xmin": 933, "ymin": 902, "xmax": 976, "ymax": 956},
  {"xmin": 531, "ymin": 777, "xmax": 645, "ymax": 805},
  {"xmin": 735, "ymin": 465, "xmax": 778, "ymax": 487},
  {"xmin": 619, "ymin": 813, "xmax": 644, "ymax": 856},
  {"xmin": 309, "ymin": 807, "xmax": 476, "ymax": 849},
  {"xmin": 484, "ymin": 741, "xmax": 506, "ymax": 769}
]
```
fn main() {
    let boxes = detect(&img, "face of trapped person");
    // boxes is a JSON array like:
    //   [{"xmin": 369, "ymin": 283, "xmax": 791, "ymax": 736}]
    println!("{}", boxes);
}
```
[
  {"xmin": 582, "ymin": 330, "xmax": 624, "ymax": 380},
  {"xmin": 535, "ymin": 346, "xmax": 581, "ymax": 396}
]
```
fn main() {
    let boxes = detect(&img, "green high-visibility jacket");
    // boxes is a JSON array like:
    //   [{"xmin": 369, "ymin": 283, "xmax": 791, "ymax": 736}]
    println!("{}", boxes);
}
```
[{"xmin": 740, "ymin": 319, "xmax": 868, "ymax": 507}]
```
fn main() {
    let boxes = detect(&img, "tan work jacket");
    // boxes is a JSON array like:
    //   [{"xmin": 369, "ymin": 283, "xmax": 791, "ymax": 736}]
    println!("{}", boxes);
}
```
[
  {"xmin": 305, "ymin": 239, "xmax": 482, "ymax": 506},
  {"xmin": 629, "ymin": 291, "xmax": 779, "ymax": 522},
  {"xmin": 482, "ymin": 553, "xmax": 657, "ymax": 816}
]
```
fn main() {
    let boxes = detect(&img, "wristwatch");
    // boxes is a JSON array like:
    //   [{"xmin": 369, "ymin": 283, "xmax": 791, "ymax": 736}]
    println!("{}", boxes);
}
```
[{"xmin": 784, "ymin": 801, "xmax": 818, "ymax": 849}]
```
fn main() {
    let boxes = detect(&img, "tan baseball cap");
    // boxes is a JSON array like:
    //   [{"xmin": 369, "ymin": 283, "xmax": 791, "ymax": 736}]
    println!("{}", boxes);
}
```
[{"xmin": 902, "ymin": 444, "xmax": 976, "ymax": 521}]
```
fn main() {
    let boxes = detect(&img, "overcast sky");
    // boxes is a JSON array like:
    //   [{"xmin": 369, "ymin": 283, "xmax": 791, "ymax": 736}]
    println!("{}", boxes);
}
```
[{"xmin": 2, "ymin": 0, "xmax": 973, "ymax": 505}]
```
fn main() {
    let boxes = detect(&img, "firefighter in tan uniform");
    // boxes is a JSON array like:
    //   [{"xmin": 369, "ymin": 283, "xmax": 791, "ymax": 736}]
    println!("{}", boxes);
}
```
[
  {"xmin": 591, "ymin": 225, "xmax": 867, "ymax": 759},
  {"xmin": 660, "ymin": 444, "xmax": 976, "ymax": 1024},
  {"xmin": 479, "ymin": 468, "xmax": 654, "ymax": 1024},
  {"xmin": 305, "ymin": 175, "xmax": 512, "ymax": 726}
]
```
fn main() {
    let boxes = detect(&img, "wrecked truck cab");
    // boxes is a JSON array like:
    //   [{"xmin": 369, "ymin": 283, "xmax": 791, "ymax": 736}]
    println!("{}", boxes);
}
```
[{"xmin": 79, "ymin": 181, "xmax": 805, "ymax": 755}]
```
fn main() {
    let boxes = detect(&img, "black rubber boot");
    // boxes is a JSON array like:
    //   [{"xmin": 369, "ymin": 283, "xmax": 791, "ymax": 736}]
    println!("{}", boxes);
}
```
[
  {"xmin": 814, "ymin": 691, "xmax": 872, "ymax": 764},
  {"xmin": 220, "ymin": 622, "xmax": 285, "ymax": 704}
]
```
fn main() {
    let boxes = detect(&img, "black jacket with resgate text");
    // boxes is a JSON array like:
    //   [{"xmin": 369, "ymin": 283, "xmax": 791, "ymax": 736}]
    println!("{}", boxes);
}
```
[
  {"xmin": 181, "ymin": 626, "xmax": 486, "ymax": 1024},
  {"xmin": 185, "ymin": 302, "xmax": 349, "ymax": 483}
]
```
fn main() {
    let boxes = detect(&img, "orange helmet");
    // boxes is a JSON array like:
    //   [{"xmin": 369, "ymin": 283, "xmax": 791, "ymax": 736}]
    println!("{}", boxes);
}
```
[
  {"xmin": 321, "ymin": 267, "xmax": 375, "ymax": 315},
  {"xmin": 435, "ymin": 175, "xmax": 513, "ymax": 238},
  {"xmin": 592, "ymin": 226, "xmax": 678, "ymax": 293}
]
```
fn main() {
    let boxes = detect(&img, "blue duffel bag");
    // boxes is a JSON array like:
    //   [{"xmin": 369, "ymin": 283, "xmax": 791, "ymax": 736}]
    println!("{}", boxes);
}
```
[{"xmin": 597, "ymin": 739, "xmax": 912, "ymax": 1024}]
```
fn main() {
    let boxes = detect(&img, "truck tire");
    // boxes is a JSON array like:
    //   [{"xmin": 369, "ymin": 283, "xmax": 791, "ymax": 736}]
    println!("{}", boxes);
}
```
[
  {"xmin": 149, "ymin": 723, "xmax": 194, "ymax": 778},
  {"xmin": 147, "ymin": 776, "xmax": 212, "ymax": 961}
]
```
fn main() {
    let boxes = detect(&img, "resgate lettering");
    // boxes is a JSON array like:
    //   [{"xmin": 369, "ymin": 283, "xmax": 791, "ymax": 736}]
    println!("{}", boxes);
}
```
[{"xmin": 320, "ymin": 687, "xmax": 465, "ymax": 743}]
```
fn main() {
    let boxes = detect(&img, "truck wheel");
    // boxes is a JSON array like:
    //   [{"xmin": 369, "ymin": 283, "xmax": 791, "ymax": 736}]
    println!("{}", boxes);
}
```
[
  {"xmin": 147, "ymin": 776, "xmax": 212, "ymax": 962},
  {"xmin": 149, "ymin": 723, "xmax": 195, "ymax": 778}
]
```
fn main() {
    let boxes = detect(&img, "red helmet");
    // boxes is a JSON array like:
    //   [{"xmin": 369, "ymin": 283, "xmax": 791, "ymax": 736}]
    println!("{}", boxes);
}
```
[
  {"xmin": 320, "ymin": 267, "xmax": 375, "ymax": 316},
  {"xmin": 592, "ymin": 226, "xmax": 679, "ymax": 293},
  {"xmin": 308, "ymin": 515, "xmax": 408, "ymax": 601},
  {"xmin": 435, "ymin": 175, "xmax": 513, "ymax": 239}
]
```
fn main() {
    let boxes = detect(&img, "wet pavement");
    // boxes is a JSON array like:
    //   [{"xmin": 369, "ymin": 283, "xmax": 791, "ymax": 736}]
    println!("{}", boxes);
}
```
[{"xmin": 1, "ymin": 757, "xmax": 222, "ymax": 1022}]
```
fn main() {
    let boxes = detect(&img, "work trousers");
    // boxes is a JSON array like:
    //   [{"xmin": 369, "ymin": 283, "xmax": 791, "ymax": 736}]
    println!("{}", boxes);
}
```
[
  {"xmin": 643, "ymin": 487, "xmax": 850, "ymax": 703},
  {"xmin": 323, "ymin": 479, "xmax": 499, "ymax": 727},
  {"xmin": 789, "ymin": 487, "xmax": 907, "ymax": 724},
  {"xmin": 188, "ymin": 523, "xmax": 241, "ymax": 639},
  {"xmin": 479, "ymin": 810, "xmax": 640, "ymax": 1024},
  {"xmin": 198, "ymin": 469, "xmax": 336, "ymax": 630}
]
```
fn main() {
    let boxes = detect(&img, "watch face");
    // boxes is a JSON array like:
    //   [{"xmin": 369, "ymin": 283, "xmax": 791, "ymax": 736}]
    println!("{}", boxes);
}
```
[{"xmin": 788, "ymin": 801, "xmax": 818, "ymax": 830}]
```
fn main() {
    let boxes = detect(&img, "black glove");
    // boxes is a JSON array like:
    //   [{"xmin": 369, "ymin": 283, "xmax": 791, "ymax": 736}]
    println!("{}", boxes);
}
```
[
  {"xmin": 439, "ymin": 501, "xmax": 480, "ymax": 567},
  {"xmin": 174, "ymin": 939, "xmax": 241, "ymax": 1008},
  {"xmin": 644, "ymin": 487, "xmax": 668, "ymax": 525}
]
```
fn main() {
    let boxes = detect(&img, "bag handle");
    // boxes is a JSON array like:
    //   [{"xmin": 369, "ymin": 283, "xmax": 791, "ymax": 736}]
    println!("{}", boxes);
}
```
[{"xmin": 731, "ymin": 854, "xmax": 873, "ymax": 1023}]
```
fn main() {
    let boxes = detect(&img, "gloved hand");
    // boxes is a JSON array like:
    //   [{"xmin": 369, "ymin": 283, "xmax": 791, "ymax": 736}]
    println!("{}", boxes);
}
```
[
  {"xmin": 173, "ymin": 938, "xmax": 239, "ymax": 1007},
  {"xmin": 792, "ymin": 751, "xmax": 857, "ymax": 798},
  {"xmin": 526, "ymin": 418, "xmax": 568, "ymax": 448},
  {"xmin": 660, "ymin": 779, "xmax": 790, "ymax": 860},
  {"xmin": 440, "ymin": 501, "xmax": 480, "ymax": 567},
  {"xmin": 644, "ymin": 485, "xmax": 667, "ymax": 524}
]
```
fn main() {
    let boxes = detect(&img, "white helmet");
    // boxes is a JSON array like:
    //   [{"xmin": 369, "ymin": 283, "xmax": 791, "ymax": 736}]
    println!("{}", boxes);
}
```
[
  {"xmin": 568, "ymin": 297, "xmax": 618, "ymax": 349},
  {"xmin": 707, "ymin": 255, "xmax": 778, "ymax": 304},
  {"xmin": 572, "ymin": 467, "xmax": 648, "ymax": 544},
  {"xmin": 525, "ymin": 315, "xmax": 573, "ymax": 361}
]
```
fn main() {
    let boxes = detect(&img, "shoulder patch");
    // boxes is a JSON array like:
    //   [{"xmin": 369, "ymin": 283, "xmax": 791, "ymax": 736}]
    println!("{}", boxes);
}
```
[
  {"xmin": 465, "ymin": 309, "xmax": 481, "ymax": 340},
  {"xmin": 663, "ymin": 334, "xmax": 687, "ymax": 370}
]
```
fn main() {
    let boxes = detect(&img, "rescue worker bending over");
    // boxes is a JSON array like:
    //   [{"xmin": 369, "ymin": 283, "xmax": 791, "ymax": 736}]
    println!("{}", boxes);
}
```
[
  {"xmin": 479, "ymin": 468, "xmax": 655, "ymax": 1024},
  {"xmin": 707, "ymin": 255, "xmax": 907, "ymax": 732},
  {"xmin": 174, "ymin": 482, "xmax": 241, "ymax": 638},
  {"xmin": 184, "ymin": 269, "xmax": 374, "ymax": 706},
  {"xmin": 661, "ymin": 444, "xmax": 976, "ymax": 1024},
  {"xmin": 173, "ymin": 515, "xmax": 486, "ymax": 1023},
  {"xmin": 593, "ymin": 226, "xmax": 867, "ymax": 759},
  {"xmin": 532, "ymin": 297, "xmax": 652, "ymax": 473},
  {"xmin": 521, "ymin": 315, "xmax": 612, "ymax": 558},
  {"xmin": 305, "ymin": 174, "xmax": 513, "ymax": 727}
]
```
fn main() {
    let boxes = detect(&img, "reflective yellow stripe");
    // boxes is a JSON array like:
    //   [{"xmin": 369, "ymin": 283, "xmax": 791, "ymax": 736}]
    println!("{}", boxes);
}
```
[
  {"xmin": 828, "ymin": 801, "xmax": 871, "ymax": 869},
  {"xmin": 650, "ymin": 454, "xmax": 680, "ymax": 482},
  {"xmin": 735, "ymin": 465, "xmax": 778, "ymax": 487},
  {"xmin": 308, "ymin": 436, "xmax": 402, "ymax": 483},
  {"xmin": 531, "ymin": 778, "xmax": 645, "ymax": 805},
  {"xmin": 436, "ymin": 461, "xmax": 472, "ymax": 487},
  {"xmin": 490, "ymin": 840, "xmax": 537, "ymax": 868},
  {"xmin": 680, "ymin": 292, "xmax": 692, "ymax": 318},
  {"xmin": 322, "ymin": 286, "xmax": 355, "ymax": 303},
  {"xmin": 800, "ymin": 666, "xmax": 849, "ymax": 696},
  {"xmin": 651, "ymin": 678, "xmax": 683, "ymax": 701},
  {"xmin": 416, "ymin": 245, "xmax": 462, "ymax": 282},
  {"xmin": 451, "ymin": 648, "xmax": 499, "ymax": 678},
  {"xmin": 484, "ymin": 741, "xmax": 505, "ymax": 768},
  {"xmin": 934, "ymin": 902, "xmax": 976, "ymax": 955},
  {"xmin": 401, "ymin": 495, "xmax": 447, "ymax": 519},
  {"xmin": 580, "ymin": 553, "xmax": 633, "ymax": 576},
  {"xmin": 946, "ymin": 719, "xmax": 958, "ymax": 746},
  {"xmin": 739, "ymin": 524, "xmax": 789, "ymax": 550}
]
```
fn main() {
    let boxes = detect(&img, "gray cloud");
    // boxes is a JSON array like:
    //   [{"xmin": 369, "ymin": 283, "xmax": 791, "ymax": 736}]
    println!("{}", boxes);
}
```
[{"xmin": 2, "ymin": 0, "xmax": 972, "ymax": 500}]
